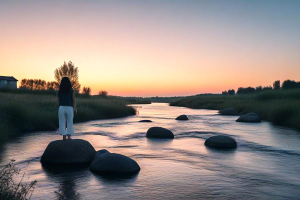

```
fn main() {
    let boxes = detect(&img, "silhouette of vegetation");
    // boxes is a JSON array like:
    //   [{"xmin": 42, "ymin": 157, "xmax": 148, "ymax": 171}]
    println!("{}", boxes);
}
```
[
  {"xmin": 222, "ymin": 91, "xmax": 228, "ymax": 95},
  {"xmin": 144, "ymin": 96, "xmax": 183, "ymax": 103},
  {"xmin": 273, "ymin": 80, "xmax": 280, "ymax": 90},
  {"xmin": 282, "ymin": 80, "xmax": 300, "ymax": 90},
  {"xmin": 262, "ymin": 86, "xmax": 273, "ymax": 91},
  {"xmin": 222, "ymin": 89, "xmax": 235, "ymax": 95},
  {"xmin": 82, "ymin": 87, "xmax": 91, "ymax": 96},
  {"xmin": 0, "ymin": 160, "xmax": 37, "ymax": 200},
  {"xmin": 98, "ymin": 91, "xmax": 108, "ymax": 98},
  {"xmin": 0, "ymin": 91, "xmax": 136, "ymax": 143},
  {"xmin": 54, "ymin": 61, "xmax": 81, "ymax": 91},
  {"xmin": 237, "ymin": 87, "xmax": 256, "ymax": 94},
  {"xmin": 256, "ymin": 86, "xmax": 262, "ymax": 92},
  {"xmin": 170, "ymin": 89, "xmax": 300, "ymax": 130},
  {"xmin": 20, "ymin": 79, "xmax": 58, "ymax": 91},
  {"xmin": 222, "ymin": 80, "xmax": 300, "ymax": 96},
  {"xmin": 228, "ymin": 89, "xmax": 235, "ymax": 95}
]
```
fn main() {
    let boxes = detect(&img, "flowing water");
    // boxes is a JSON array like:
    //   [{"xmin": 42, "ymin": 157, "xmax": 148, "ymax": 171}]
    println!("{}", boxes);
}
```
[{"xmin": 1, "ymin": 103, "xmax": 300, "ymax": 199}]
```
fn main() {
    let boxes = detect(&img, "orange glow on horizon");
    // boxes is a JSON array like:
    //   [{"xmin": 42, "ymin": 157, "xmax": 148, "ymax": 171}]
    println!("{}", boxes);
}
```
[{"xmin": 1, "ymin": 1, "xmax": 300, "ymax": 97}]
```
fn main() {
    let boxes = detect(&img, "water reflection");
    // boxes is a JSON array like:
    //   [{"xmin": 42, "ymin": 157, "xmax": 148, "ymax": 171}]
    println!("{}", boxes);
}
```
[
  {"xmin": 55, "ymin": 179, "xmax": 80, "ymax": 200},
  {"xmin": 205, "ymin": 146, "xmax": 237, "ymax": 154},
  {"xmin": 93, "ymin": 172, "xmax": 138, "ymax": 184},
  {"xmin": 1, "ymin": 103, "xmax": 300, "ymax": 199},
  {"xmin": 42, "ymin": 163, "xmax": 90, "ymax": 200}
]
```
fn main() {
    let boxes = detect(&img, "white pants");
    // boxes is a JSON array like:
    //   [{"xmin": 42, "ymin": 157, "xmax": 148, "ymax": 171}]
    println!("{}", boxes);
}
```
[{"xmin": 58, "ymin": 106, "xmax": 74, "ymax": 135}]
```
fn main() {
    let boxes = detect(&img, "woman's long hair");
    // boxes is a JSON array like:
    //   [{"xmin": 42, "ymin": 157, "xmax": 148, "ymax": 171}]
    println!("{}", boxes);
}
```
[{"xmin": 59, "ymin": 77, "xmax": 72, "ymax": 94}]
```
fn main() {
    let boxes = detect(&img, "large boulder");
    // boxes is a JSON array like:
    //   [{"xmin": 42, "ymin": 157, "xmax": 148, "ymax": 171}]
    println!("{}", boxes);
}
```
[
  {"xmin": 41, "ymin": 139, "xmax": 96, "ymax": 164},
  {"xmin": 219, "ymin": 107, "xmax": 238, "ymax": 116},
  {"xmin": 139, "ymin": 120, "xmax": 152, "ymax": 122},
  {"xmin": 146, "ymin": 127, "xmax": 174, "ymax": 139},
  {"xmin": 90, "ymin": 150, "xmax": 140, "ymax": 173},
  {"xmin": 204, "ymin": 136, "xmax": 237, "ymax": 149},
  {"xmin": 236, "ymin": 113, "xmax": 261, "ymax": 123},
  {"xmin": 175, "ymin": 115, "xmax": 188, "ymax": 120}
]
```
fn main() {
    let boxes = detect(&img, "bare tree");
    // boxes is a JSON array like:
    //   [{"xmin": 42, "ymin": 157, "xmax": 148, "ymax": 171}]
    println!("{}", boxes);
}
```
[{"xmin": 54, "ymin": 61, "xmax": 81, "ymax": 91}]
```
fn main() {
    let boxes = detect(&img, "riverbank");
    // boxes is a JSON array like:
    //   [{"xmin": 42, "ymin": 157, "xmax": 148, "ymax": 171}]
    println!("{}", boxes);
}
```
[
  {"xmin": 1, "ymin": 103, "xmax": 300, "ymax": 199},
  {"xmin": 0, "ymin": 91, "xmax": 136, "ymax": 143},
  {"xmin": 170, "ymin": 89, "xmax": 300, "ymax": 130}
]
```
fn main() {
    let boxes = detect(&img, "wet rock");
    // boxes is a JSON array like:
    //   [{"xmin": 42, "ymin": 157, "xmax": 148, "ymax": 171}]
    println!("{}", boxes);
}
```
[
  {"xmin": 90, "ymin": 150, "xmax": 140, "ymax": 173},
  {"xmin": 236, "ymin": 113, "xmax": 261, "ymax": 123},
  {"xmin": 41, "ymin": 139, "xmax": 96, "ymax": 164},
  {"xmin": 139, "ymin": 120, "xmax": 152, "ymax": 122},
  {"xmin": 204, "ymin": 135, "xmax": 237, "ymax": 149},
  {"xmin": 175, "ymin": 115, "xmax": 188, "ymax": 120},
  {"xmin": 146, "ymin": 127, "xmax": 174, "ymax": 138},
  {"xmin": 219, "ymin": 107, "xmax": 238, "ymax": 116}
]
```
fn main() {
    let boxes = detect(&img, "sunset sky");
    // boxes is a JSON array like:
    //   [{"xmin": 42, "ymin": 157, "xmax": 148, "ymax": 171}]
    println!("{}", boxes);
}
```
[{"xmin": 0, "ymin": 0, "xmax": 299, "ymax": 96}]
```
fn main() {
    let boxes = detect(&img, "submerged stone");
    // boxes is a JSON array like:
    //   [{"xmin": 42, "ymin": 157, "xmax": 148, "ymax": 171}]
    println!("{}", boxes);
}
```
[
  {"xmin": 139, "ymin": 120, "xmax": 153, "ymax": 122},
  {"xmin": 236, "ymin": 113, "xmax": 261, "ymax": 123},
  {"xmin": 175, "ymin": 115, "xmax": 189, "ymax": 120}
]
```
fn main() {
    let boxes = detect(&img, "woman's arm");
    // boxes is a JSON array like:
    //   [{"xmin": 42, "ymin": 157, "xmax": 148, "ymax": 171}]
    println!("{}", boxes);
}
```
[{"xmin": 72, "ymin": 90, "xmax": 77, "ymax": 115}]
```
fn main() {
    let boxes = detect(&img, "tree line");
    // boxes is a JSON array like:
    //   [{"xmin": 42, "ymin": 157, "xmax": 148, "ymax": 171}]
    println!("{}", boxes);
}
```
[
  {"xmin": 20, "ymin": 79, "xmax": 58, "ymax": 91},
  {"xmin": 19, "ymin": 61, "xmax": 108, "ymax": 97},
  {"xmin": 222, "ymin": 80, "xmax": 300, "ymax": 95}
]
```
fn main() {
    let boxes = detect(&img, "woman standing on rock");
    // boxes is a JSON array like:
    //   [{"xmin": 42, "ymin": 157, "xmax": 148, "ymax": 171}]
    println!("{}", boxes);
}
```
[{"xmin": 57, "ymin": 77, "xmax": 77, "ymax": 140}]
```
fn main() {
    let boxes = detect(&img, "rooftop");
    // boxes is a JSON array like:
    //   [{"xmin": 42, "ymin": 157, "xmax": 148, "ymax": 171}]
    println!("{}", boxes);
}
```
[{"xmin": 0, "ymin": 76, "xmax": 18, "ymax": 81}]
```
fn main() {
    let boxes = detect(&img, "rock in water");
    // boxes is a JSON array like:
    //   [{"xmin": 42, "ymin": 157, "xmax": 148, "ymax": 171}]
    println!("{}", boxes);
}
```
[
  {"xmin": 139, "ymin": 120, "xmax": 152, "ymax": 122},
  {"xmin": 204, "ymin": 136, "xmax": 237, "ymax": 149},
  {"xmin": 236, "ymin": 113, "xmax": 261, "ymax": 123},
  {"xmin": 41, "ymin": 139, "xmax": 96, "ymax": 164},
  {"xmin": 219, "ymin": 107, "xmax": 238, "ymax": 116},
  {"xmin": 146, "ymin": 127, "xmax": 174, "ymax": 138},
  {"xmin": 90, "ymin": 150, "xmax": 140, "ymax": 173},
  {"xmin": 175, "ymin": 115, "xmax": 188, "ymax": 120}
]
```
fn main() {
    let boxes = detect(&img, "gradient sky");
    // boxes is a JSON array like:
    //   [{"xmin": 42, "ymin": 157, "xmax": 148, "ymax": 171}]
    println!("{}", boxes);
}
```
[{"xmin": 0, "ymin": 0, "xmax": 299, "ymax": 96}]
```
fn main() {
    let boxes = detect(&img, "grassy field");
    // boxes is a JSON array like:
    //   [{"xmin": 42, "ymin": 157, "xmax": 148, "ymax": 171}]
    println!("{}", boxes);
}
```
[
  {"xmin": 170, "ymin": 90, "xmax": 300, "ymax": 130},
  {"xmin": 0, "ymin": 90, "xmax": 136, "ymax": 143}
]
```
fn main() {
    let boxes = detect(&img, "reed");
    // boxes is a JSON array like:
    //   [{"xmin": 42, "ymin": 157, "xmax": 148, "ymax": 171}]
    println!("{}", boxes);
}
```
[
  {"xmin": 0, "ymin": 160, "xmax": 37, "ymax": 200},
  {"xmin": 170, "ymin": 90, "xmax": 300, "ymax": 130},
  {"xmin": 0, "ymin": 92, "xmax": 136, "ymax": 143}
]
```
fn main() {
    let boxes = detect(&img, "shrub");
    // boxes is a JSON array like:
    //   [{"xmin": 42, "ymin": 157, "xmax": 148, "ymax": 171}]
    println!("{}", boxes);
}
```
[{"xmin": 0, "ymin": 160, "xmax": 37, "ymax": 200}]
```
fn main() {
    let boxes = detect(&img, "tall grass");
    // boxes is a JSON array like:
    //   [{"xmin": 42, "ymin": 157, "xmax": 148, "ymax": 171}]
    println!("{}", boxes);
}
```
[
  {"xmin": 170, "ymin": 90, "xmax": 300, "ymax": 130},
  {"xmin": 0, "ymin": 160, "xmax": 37, "ymax": 200},
  {"xmin": 0, "ymin": 92, "xmax": 136, "ymax": 143}
]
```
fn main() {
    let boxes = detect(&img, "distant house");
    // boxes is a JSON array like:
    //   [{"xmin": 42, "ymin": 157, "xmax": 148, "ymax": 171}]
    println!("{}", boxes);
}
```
[{"xmin": 0, "ymin": 76, "xmax": 18, "ymax": 89}]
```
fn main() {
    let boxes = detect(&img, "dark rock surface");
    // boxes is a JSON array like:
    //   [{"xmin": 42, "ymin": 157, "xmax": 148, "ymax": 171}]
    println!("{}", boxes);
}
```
[
  {"xmin": 175, "ymin": 115, "xmax": 188, "ymax": 120},
  {"xmin": 236, "ymin": 113, "xmax": 261, "ymax": 123},
  {"xmin": 90, "ymin": 150, "xmax": 140, "ymax": 173},
  {"xmin": 146, "ymin": 127, "xmax": 174, "ymax": 138},
  {"xmin": 41, "ymin": 139, "xmax": 96, "ymax": 164},
  {"xmin": 139, "ymin": 120, "xmax": 153, "ymax": 122},
  {"xmin": 204, "ymin": 135, "xmax": 237, "ymax": 149}
]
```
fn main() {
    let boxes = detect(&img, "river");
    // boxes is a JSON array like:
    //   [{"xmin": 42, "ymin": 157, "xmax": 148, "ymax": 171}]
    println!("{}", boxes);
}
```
[{"xmin": 1, "ymin": 103, "xmax": 300, "ymax": 199}]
